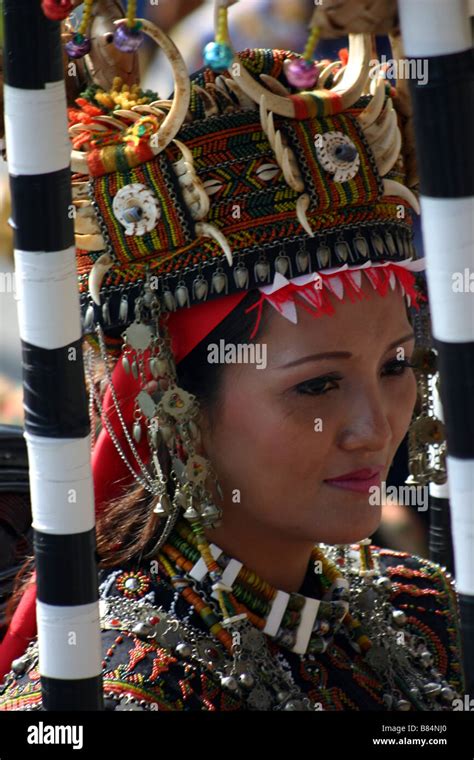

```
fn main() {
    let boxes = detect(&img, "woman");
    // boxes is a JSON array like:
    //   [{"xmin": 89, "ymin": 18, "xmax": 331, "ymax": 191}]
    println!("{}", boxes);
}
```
[{"xmin": 0, "ymin": 1, "xmax": 465, "ymax": 710}]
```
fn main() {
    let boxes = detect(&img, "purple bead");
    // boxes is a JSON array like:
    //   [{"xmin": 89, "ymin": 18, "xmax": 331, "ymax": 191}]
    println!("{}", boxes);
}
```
[
  {"xmin": 64, "ymin": 34, "xmax": 91, "ymax": 59},
  {"xmin": 113, "ymin": 22, "xmax": 144, "ymax": 53},
  {"xmin": 285, "ymin": 59, "xmax": 319, "ymax": 89}
]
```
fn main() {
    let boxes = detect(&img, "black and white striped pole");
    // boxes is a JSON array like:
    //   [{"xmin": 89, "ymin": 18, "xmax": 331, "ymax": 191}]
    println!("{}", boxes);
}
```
[
  {"xmin": 399, "ymin": 0, "xmax": 474, "ymax": 693},
  {"xmin": 3, "ymin": 0, "xmax": 103, "ymax": 709}
]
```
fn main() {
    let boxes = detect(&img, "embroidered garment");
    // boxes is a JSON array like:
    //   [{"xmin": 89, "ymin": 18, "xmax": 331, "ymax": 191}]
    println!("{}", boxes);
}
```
[{"xmin": 0, "ymin": 531, "xmax": 464, "ymax": 712}]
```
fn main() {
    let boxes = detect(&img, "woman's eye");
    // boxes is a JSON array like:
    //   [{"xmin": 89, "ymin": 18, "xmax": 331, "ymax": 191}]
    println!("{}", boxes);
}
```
[
  {"xmin": 382, "ymin": 358, "xmax": 415, "ymax": 376},
  {"xmin": 294, "ymin": 359, "xmax": 414, "ymax": 396},
  {"xmin": 295, "ymin": 374, "xmax": 342, "ymax": 396}
]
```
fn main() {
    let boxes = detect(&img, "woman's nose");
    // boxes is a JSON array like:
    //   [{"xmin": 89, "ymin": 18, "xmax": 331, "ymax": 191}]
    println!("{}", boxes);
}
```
[{"xmin": 338, "ymin": 389, "xmax": 392, "ymax": 451}]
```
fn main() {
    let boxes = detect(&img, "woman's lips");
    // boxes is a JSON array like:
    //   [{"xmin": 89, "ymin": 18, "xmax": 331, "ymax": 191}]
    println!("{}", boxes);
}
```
[{"xmin": 323, "ymin": 468, "xmax": 383, "ymax": 494}]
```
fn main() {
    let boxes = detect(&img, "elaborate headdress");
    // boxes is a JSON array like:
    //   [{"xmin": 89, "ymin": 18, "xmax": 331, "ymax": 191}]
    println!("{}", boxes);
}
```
[{"xmin": 2, "ymin": 0, "xmax": 472, "ymax": 707}]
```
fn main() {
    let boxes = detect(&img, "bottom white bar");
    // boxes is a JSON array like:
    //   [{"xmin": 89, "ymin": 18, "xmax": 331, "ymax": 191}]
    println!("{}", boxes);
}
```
[{"xmin": 37, "ymin": 600, "xmax": 102, "ymax": 680}]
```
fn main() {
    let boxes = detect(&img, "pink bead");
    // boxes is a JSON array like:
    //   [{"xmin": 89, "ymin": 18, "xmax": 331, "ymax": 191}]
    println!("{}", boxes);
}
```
[{"xmin": 285, "ymin": 59, "xmax": 319, "ymax": 89}]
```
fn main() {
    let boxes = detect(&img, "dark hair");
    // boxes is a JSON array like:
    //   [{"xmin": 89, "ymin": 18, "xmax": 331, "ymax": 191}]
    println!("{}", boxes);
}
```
[{"xmin": 96, "ymin": 288, "xmax": 269, "ymax": 567}]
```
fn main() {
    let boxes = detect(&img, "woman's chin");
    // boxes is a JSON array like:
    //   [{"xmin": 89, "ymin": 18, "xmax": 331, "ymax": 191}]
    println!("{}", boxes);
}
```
[{"xmin": 314, "ymin": 499, "xmax": 382, "ymax": 545}]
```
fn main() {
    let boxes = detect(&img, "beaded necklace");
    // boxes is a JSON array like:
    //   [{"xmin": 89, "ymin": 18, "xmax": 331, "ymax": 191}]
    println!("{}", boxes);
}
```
[
  {"xmin": 158, "ymin": 516, "xmax": 360, "ymax": 657},
  {"xmin": 153, "ymin": 517, "xmax": 462, "ymax": 711}
]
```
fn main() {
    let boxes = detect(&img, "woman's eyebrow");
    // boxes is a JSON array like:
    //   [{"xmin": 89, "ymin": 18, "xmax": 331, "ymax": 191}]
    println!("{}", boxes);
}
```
[{"xmin": 276, "ymin": 332, "xmax": 416, "ymax": 369}]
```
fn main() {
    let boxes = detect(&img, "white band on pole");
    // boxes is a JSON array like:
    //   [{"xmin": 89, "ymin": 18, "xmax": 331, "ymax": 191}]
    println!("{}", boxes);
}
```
[
  {"xmin": 4, "ymin": 82, "xmax": 71, "ymax": 175},
  {"xmin": 420, "ymin": 197, "xmax": 474, "ymax": 343},
  {"xmin": 446, "ymin": 455, "xmax": 474, "ymax": 594},
  {"xmin": 398, "ymin": 0, "xmax": 471, "ymax": 57},
  {"xmin": 14, "ymin": 248, "xmax": 82, "ymax": 348},
  {"xmin": 37, "ymin": 600, "xmax": 102, "ymax": 680},
  {"xmin": 25, "ymin": 433, "xmax": 95, "ymax": 534}
]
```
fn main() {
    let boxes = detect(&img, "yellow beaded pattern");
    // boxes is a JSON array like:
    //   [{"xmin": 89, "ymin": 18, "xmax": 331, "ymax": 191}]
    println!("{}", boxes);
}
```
[{"xmin": 94, "ymin": 77, "xmax": 151, "ymax": 110}]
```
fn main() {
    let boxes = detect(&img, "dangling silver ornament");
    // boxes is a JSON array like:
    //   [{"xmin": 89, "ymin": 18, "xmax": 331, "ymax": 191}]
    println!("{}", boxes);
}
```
[
  {"xmin": 353, "ymin": 235, "xmax": 369, "ymax": 258},
  {"xmin": 131, "ymin": 360, "xmax": 139, "ymax": 380},
  {"xmin": 275, "ymin": 255, "xmax": 289, "ymax": 275},
  {"xmin": 163, "ymin": 290, "xmax": 176, "ymax": 311},
  {"xmin": 211, "ymin": 271, "xmax": 228, "ymax": 294},
  {"xmin": 175, "ymin": 284, "xmax": 190, "ymax": 308},
  {"xmin": 221, "ymin": 676, "xmax": 239, "ymax": 691},
  {"xmin": 193, "ymin": 277, "xmax": 208, "ymax": 301},
  {"xmin": 183, "ymin": 505, "xmax": 199, "ymax": 521},
  {"xmin": 335, "ymin": 239, "xmax": 350, "ymax": 262},
  {"xmin": 149, "ymin": 357, "xmax": 160, "ymax": 378},
  {"xmin": 102, "ymin": 300, "xmax": 111, "ymax": 325},
  {"xmin": 133, "ymin": 421, "xmax": 142, "ymax": 443},
  {"xmin": 83, "ymin": 303, "xmax": 95, "ymax": 330},
  {"xmin": 153, "ymin": 493, "xmax": 172, "ymax": 515},
  {"xmin": 119, "ymin": 294, "xmax": 129, "ymax": 323},
  {"xmin": 296, "ymin": 250, "xmax": 309, "ymax": 272},
  {"xmin": 156, "ymin": 357, "xmax": 170, "ymax": 376},
  {"xmin": 122, "ymin": 354, "xmax": 131, "ymax": 374},
  {"xmin": 234, "ymin": 267, "xmax": 249, "ymax": 289},
  {"xmin": 254, "ymin": 261, "xmax": 270, "ymax": 282},
  {"xmin": 385, "ymin": 231, "xmax": 397, "ymax": 256},
  {"xmin": 371, "ymin": 233, "xmax": 385, "ymax": 256},
  {"xmin": 316, "ymin": 244, "xmax": 331, "ymax": 268},
  {"xmin": 187, "ymin": 419, "xmax": 200, "ymax": 441}
]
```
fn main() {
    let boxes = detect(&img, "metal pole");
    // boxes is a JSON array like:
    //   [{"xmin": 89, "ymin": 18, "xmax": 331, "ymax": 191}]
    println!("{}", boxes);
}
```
[
  {"xmin": 3, "ymin": 0, "xmax": 103, "ymax": 709},
  {"xmin": 399, "ymin": 0, "xmax": 474, "ymax": 693}
]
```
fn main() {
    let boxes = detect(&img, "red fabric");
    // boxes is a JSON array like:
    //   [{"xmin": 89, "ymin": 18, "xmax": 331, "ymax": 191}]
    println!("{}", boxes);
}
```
[
  {"xmin": 167, "ymin": 290, "xmax": 248, "ymax": 365},
  {"xmin": 0, "ymin": 266, "xmax": 424, "ymax": 680},
  {"xmin": 0, "ymin": 583, "xmax": 38, "ymax": 680}
]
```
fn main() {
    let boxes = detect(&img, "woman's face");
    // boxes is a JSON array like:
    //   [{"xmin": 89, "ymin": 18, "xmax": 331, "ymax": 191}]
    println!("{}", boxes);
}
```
[{"xmin": 199, "ymin": 278, "xmax": 417, "ymax": 545}]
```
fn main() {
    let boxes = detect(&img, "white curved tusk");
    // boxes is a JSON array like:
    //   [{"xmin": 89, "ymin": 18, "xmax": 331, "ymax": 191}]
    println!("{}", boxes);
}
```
[
  {"xmin": 113, "ymin": 109, "xmax": 142, "ymax": 121},
  {"xmin": 69, "ymin": 123, "xmax": 108, "ymax": 134},
  {"xmin": 318, "ymin": 60, "xmax": 341, "ymax": 88},
  {"xmin": 377, "ymin": 125, "xmax": 402, "ymax": 177},
  {"xmin": 222, "ymin": 77, "xmax": 257, "ymax": 110},
  {"xmin": 93, "ymin": 115, "xmax": 127, "ymax": 130},
  {"xmin": 114, "ymin": 19, "xmax": 191, "ymax": 156},
  {"xmin": 149, "ymin": 100, "xmax": 173, "ymax": 109},
  {"xmin": 296, "ymin": 194, "xmax": 315, "ymax": 237},
  {"xmin": 282, "ymin": 148, "xmax": 304, "ymax": 192},
  {"xmin": 71, "ymin": 150, "xmax": 90, "ymax": 174},
  {"xmin": 364, "ymin": 99, "xmax": 394, "ymax": 143},
  {"xmin": 368, "ymin": 111, "xmax": 398, "ymax": 165},
  {"xmin": 274, "ymin": 129, "xmax": 285, "ymax": 165},
  {"xmin": 206, "ymin": 81, "xmax": 236, "ymax": 110},
  {"xmin": 193, "ymin": 83, "xmax": 219, "ymax": 117},
  {"xmin": 173, "ymin": 138, "xmax": 194, "ymax": 167},
  {"xmin": 195, "ymin": 222, "xmax": 233, "ymax": 266},
  {"xmin": 183, "ymin": 184, "xmax": 210, "ymax": 220},
  {"xmin": 332, "ymin": 65, "xmax": 346, "ymax": 85},
  {"xmin": 259, "ymin": 73, "xmax": 291, "ymax": 96},
  {"xmin": 383, "ymin": 179, "xmax": 421, "ymax": 214},
  {"xmin": 357, "ymin": 75, "xmax": 385, "ymax": 129},
  {"xmin": 88, "ymin": 253, "xmax": 114, "ymax": 306},
  {"xmin": 75, "ymin": 232, "xmax": 107, "ymax": 252}
]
